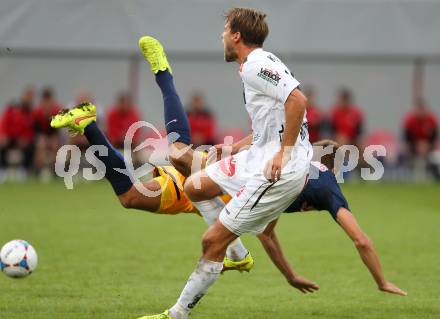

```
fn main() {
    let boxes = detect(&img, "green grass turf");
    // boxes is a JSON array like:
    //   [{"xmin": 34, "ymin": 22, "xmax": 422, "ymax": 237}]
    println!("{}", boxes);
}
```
[{"xmin": 0, "ymin": 181, "xmax": 439, "ymax": 319}]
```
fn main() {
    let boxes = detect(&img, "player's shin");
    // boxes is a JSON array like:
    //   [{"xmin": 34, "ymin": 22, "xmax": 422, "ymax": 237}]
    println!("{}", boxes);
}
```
[
  {"xmin": 83, "ymin": 122, "xmax": 133, "ymax": 195},
  {"xmin": 169, "ymin": 258, "xmax": 223, "ymax": 319},
  {"xmin": 155, "ymin": 71, "xmax": 191, "ymax": 145}
]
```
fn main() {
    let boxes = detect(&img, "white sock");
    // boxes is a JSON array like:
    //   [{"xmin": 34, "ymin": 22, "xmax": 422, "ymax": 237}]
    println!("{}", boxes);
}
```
[
  {"xmin": 193, "ymin": 198, "xmax": 224, "ymax": 226},
  {"xmin": 226, "ymin": 238, "xmax": 248, "ymax": 261},
  {"xmin": 169, "ymin": 258, "xmax": 223, "ymax": 319},
  {"xmin": 194, "ymin": 198, "xmax": 248, "ymax": 261}
]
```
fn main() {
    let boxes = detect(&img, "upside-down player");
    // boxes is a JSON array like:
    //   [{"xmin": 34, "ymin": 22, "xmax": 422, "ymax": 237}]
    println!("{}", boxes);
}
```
[
  {"xmin": 52, "ymin": 33, "xmax": 313, "ymax": 283},
  {"xmin": 50, "ymin": 45, "xmax": 255, "ymax": 272},
  {"xmin": 51, "ymin": 34, "xmax": 319, "ymax": 303}
]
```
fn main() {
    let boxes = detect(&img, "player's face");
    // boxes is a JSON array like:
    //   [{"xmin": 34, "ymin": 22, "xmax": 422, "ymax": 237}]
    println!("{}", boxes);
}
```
[{"xmin": 222, "ymin": 23, "xmax": 238, "ymax": 62}]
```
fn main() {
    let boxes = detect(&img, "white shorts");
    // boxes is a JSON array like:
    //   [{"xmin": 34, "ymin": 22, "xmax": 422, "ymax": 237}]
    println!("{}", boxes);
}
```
[{"xmin": 205, "ymin": 151, "xmax": 309, "ymax": 236}]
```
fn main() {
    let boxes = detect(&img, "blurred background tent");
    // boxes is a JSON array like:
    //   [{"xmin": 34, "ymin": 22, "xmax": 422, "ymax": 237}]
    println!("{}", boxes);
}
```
[{"xmin": 0, "ymin": 0, "xmax": 439, "ymax": 181}]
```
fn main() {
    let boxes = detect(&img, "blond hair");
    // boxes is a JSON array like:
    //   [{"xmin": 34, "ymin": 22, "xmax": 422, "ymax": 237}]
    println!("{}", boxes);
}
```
[{"xmin": 225, "ymin": 8, "xmax": 269, "ymax": 47}]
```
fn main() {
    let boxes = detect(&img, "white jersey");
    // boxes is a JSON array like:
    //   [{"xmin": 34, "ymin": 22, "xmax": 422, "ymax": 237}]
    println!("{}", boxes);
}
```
[{"xmin": 240, "ymin": 48, "xmax": 312, "ymax": 175}]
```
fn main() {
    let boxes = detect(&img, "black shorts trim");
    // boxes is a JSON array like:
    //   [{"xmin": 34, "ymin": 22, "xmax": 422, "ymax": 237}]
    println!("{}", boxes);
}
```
[
  {"xmin": 250, "ymin": 182, "xmax": 276, "ymax": 211},
  {"xmin": 234, "ymin": 182, "xmax": 268, "ymax": 219}
]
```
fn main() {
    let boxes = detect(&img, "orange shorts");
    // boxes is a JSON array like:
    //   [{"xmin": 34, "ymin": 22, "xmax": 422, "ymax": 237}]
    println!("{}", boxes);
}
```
[{"xmin": 153, "ymin": 165, "xmax": 231, "ymax": 215}]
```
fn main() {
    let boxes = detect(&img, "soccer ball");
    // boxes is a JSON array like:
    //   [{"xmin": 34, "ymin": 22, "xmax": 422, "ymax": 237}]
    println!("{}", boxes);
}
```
[{"xmin": 0, "ymin": 240, "xmax": 38, "ymax": 278}]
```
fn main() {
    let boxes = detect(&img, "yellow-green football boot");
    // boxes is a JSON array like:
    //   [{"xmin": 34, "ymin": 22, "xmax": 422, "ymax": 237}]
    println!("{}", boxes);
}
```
[
  {"xmin": 222, "ymin": 252, "xmax": 254, "ymax": 273},
  {"xmin": 138, "ymin": 36, "xmax": 173, "ymax": 74},
  {"xmin": 50, "ymin": 102, "xmax": 96, "ymax": 135},
  {"xmin": 136, "ymin": 310, "xmax": 172, "ymax": 319}
]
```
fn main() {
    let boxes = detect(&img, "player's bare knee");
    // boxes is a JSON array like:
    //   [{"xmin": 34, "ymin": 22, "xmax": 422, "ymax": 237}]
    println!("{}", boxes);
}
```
[
  {"xmin": 201, "ymin": 232, "xmax": 216, "ymax": 254},
  {"xmin": 202, "ymin": 229, "xmax": 226, "ymax": 253},
  {"xmin": 354, "ymin": 235, "xmax": 371, "ymax": 250},
  {"xmin": 202, "ymin": 226, "xmax": 232, "ymax": 259},
  {"xmin": 183, "ymin": 178, "xmax": 194, "ymax": 196},
  {"xmin": 184, "ymin": 177, "xmax": 202, "ymax": 201}
]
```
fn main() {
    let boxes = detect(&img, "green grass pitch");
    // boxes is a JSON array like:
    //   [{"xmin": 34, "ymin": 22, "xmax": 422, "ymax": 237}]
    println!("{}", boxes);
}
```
[{"xmin": 0, "ymin": 181, "xmax": 439, "ymax": 319}]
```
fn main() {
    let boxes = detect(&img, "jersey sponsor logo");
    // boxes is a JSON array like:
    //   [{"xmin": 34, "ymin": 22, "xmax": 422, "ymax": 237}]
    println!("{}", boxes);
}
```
[
  {"xmin": 257, "ymin": 67, "xmax": 281, "ymax": 86},
  {"xmin": 219, "ymin": 156, "xmax": 236, "ymax": 177}
]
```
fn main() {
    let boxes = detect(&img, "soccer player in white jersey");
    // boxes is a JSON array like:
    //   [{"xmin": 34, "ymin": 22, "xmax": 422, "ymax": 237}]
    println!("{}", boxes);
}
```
[{"xmin": 138, "ymin": 8, "xmax": 317, "ymax": 319}]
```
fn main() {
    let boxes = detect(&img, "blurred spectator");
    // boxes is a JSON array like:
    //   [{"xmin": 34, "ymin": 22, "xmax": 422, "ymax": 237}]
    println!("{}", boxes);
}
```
[
  {"xmin": 0, "ymin": 87, "xmax": 35, "ymax": 181},
  {"xmin": 186, "ymin": 93, "xmax": 216, "ymax": 146},
  {"xmin": 32, "ymin": 87, "xmax": 62, "ymax": 176},
  {"xmin": 330, "ymin": 88, "xmax": 364, "ymax": 146},
  {"xmin": 106, "ymin": 92, "xmax": 141, "ymax": 148},
  {"xmin": 402, "ymin": 98, "xmax": 439, "ymax": 180},
  {"xmin": 403, "ymin": 98, "xmax": 438, "ymax": 157},
  {"xmin": 304, "ymin": 86, "xmax": 324, "ymax": 143}
]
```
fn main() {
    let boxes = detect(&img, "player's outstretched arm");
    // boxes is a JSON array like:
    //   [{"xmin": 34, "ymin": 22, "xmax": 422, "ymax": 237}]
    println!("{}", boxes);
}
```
[
  {"xmin": 257, "ymin": 220, "xmax": 319, "ymax": 294},
  {"xmin": 336, "ymin": 208, "xmax": 407, "ymax": 296}
]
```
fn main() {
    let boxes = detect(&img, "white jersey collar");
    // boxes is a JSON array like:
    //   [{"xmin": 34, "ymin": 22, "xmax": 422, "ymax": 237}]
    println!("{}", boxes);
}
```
[{"xmin": 243, "ymin": 48, "xmax": 263, "ymax": 64}]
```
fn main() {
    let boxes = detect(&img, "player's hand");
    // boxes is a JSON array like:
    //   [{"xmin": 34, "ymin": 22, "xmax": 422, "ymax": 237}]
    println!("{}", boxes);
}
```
[
  {"xmin": 288, "ymin": 275, "xmax": 320, "ymax": 294},
  {"xmin": 264, "ymin": 149, "xmax": 291, "ymax": 182},
  {"xmin": 207, "ymin": 144, "xmax": 224, "ymax": 164},
  {"xmin": 207, "ymin": 143, "xmax": 236, "ymax": 165},
  {"xmin": 379, "ymin": 282, "xmax": 407, "ymax": 296}
]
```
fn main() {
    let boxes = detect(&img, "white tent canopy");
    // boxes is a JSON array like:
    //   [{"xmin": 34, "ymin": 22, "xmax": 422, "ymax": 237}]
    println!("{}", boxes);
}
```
[
  {"xmin": 0, "ymin": 0, "xmax": 439, "ymax": 135},
  {"xmin": 0, "ymin": 0, "xmax": 439, "ymax": 57}
]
